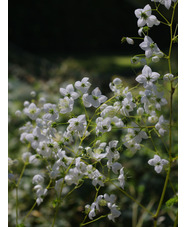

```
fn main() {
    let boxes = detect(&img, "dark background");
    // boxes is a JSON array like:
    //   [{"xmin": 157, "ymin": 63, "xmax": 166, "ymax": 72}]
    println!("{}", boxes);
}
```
[{"xmin": 9, "ymin": 0, "xmax": 175, "ymax": 56}]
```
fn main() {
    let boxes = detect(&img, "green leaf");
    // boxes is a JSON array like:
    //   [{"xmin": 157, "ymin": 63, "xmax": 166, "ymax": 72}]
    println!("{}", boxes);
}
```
[
  {"xmin": 166, "ymin": 195, "xmax": 178, "ymax": 207},
  {"xmin": 16, "ymin": 224, "xmax": 25, "ymax": 227}
]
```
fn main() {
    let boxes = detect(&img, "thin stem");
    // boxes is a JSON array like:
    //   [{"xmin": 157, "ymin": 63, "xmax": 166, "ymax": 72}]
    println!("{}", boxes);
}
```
[
  {"xmin": 22, "ymin": 180, "xmax": 52, "ymax": 223},
  {"xmin": 149, "ymin": 132, "xmax": 159, "ymax": 153},
  {"xmin": 16, "ymin": 163, "xmax": 27, "ymax": 187},
  {"xmin": 155, "ymin": 9, "xmax": 170, "ymax": 25},
  {"xmin": 15, "ymin": 163, "xmax": 27, "ymax": 225},
  {"xmin": 22, "ymin": 202, "xmax": 37, "ymax": 222},
  {"xmin": 173, "ymin": 211, "xmax": 178, "ymax": 227},
  {"xmin": 153, "ymin": 3, "xmax": 177, "ymax": 222},
  {"xmin": 153, "ymin": 219, "xmax": 157, "ymax": 227},
  {"xmin": 153, "ymin": 165, "xmax": 171, "ymax": 219},
  {"xmin": 16, "ymin": 186, "xmax": 19, "ymax": 226},
  {"xmin": 110, "ymin": 182, "xmax": 154, "ymax": 216},
  {"xmin": 80, "ymin": 215, "xmax": 107, "ymax": 226},
  {"xmin": 159, "ymin": 20, "xmax": 170, "ymax": 26},
  {"xmin": 52, "ymin": 159, "xmax": 75, "ymax": 227}
]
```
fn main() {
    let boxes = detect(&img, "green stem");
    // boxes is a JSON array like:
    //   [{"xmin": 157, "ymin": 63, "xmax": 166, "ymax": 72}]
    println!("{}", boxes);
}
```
[
  {"xmin": 173, "ymin": 211, "xmax": 178, "ymax": 227},
  {"xmin": 153, "ymin": 165, "xmax": 171, "ymax": 219},
  {"xmin": 16, "ymin": 186, "xmax": 19, "ymax": 226},
  {"xmin": 15, "ymin": 163, "xmax": 27, "ymax": 225},
  {"xmin": 52, "ymin": 159, "xmax": 75, "ymax": 227},
  {"xmin": 153, "ymin": 3, "xmax": 177, "ymax": 221},
  {"xmin": 22, "ymin": 202, "xmax": 37, "ymax": 222},
  {"xmin": 153, "ymin": 219, "xmax": 157, "ymax": 227},
  {"xmin": 80, "ymin": 215, "xmax": 107, "ymax": 226},
  {"xmin": 110, "ymin": 182, "xmax": 154, "ymax": 216},
  {"xmin": 16, "ymin": 163, "xmax": 27, "ymax": 188},
  {"xmin": 22, "ymin": 180, "xmax": 52, "ymax": 223},
  {"xmin": 155, "ymin": 9, "xmax": 170, "ymax": 25}
]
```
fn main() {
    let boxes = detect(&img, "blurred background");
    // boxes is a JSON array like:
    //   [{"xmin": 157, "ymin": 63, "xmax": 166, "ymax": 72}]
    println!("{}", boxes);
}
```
[
  {"xmin": 9, "ymin": 0, "xmax": 177, "ymax": 84},
  {"xmin": 8, "ymin": 0, "xmax": 178, "ymax": 226}
]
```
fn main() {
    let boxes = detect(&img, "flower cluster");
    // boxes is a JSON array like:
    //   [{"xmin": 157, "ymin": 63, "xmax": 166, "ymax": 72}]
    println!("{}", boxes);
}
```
[
  {"xmin": 9, "ymin": 0, "xmax": 177, "ymax": 225},
  {"xmin": 85, "ymin": 193, "xmax": 121, "ymax": 222},
  {"xmin": 17, "ymin": 69, "xmax": 170, "ymax": 212}
]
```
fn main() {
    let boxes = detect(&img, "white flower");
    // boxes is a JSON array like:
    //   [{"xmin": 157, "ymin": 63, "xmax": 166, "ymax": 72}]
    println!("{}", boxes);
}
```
[
  {"xmin": 101, "ymin": 105, "xmax": 117, "ymax": 118},
  {"xmin": 108, "ymin": 203, "xmax": 121, "ymax": 222},
  {"xmin": 148, "ymin": 155, "xmax": 169, "ymax": 173},
  {"xmin": 29, "ymin": 155, "xmax": 38, "ymax": 164},
  {"xmin": 127, "ymin": 122, "xmax": 148, "ymax": 143},
  {"xmin": 134, "ymin": 4, "xmax": 160, "ymax": 27},
  {"xmin": 82, "ymin": 93, "xmax": 92, "ymax": 107},
  {"xmin": 106, "ymin": 140, "xmax": 120, "ymax": 167},
  {"xmin": 109, "ymin": 78, "xmax": 123, "ymax": 93},
  {"xmin": 87, "ymin": 143, "xmax": 107, "ymax": 161},
  {"xmin": 139, "ymin": 36, "xmax": 163, "ymax": 58},
  {"xmin": 153, "ymin": 88, "xmax": 168, "ymax": 111},
  {"xmin": 75, "ymin": 77, "xmax": 91, "ymax": 93},
  {"xmin": 148, "ymin": 111, "xmax": 158, "ymax": 123},
  {"xmin": 92, "ymin": 170, "xmax": 105, "ymax": 187},
  {"xmin": 36, "ymin": 141, "xmax": 52, "ymax": 157},
  {"xmin": 163, "ymin": 73, "xmax": 174, "ymax": 81},
  {"xmin": 32, "ymin": 174, "xmax": 44, "ymax": 184},
  {"xmin": 34, "ymin": 185, "xmax": 47, "ymax": 197},
  {"xmin": 111, "ymin": 162, "xmax": 122, "ymax": 174},
  {"xmin": 137, "ymin": 107, "xmax": 144, "ymax": 115},
  {"xmin": 104, "ymin": 194, "xmax": 116, "ymax": 203},
  {"xmin": 118, "ymin": 167, "xmax": 125, "ymax": 189},
  {"xmin": 58, "ymin": 97, "xmax": 74, "ymax": 114},
  {"xmin": 55, "ymin": 178, "xmax": 64, "ymax": 196},
  {"xmin": 68, "ymin": 114, "xmax": 87, "ymax": 136},
  {"xmin": 155, "ymin": 115, "xmax": 168, "ymax": 136},
  {"xmin": 22, "ymin": 152, "xmax": 31, "ymax": 163},
  {"xmin": 138, "ymin": 27, "xmax": 144, "ymax": 36},
  {"xmin": 136, "ymin": 65, "xmax": 160, "ymax": 88},
  {"xmin": 151, "ymin": 0, "xmax": 177, "ymax": 10},
  {"xmin": 110, "ymin": 116, "xmax": 124, "ymax": 128},
  {"xmin": 43, "ymin": 103, "xmax": 59, "ymax": 121},
  {"xmin": 24, "ymin": 101, "xmax": 30, "ymax": 107},
  {"xmin": 36, "ymin": 197, "xmax": 43, "ymax": 206},
  {"xmin": 120, "ymin": 97, "xmax": 136, "ymax": 116},
  {"xmin": 39, "ymin": 97, "xmax": 46, "ymax": 104},
  {"xmin": 30, "ymin": 91, "xmax": 36, "ymax": 97},
  {"xmin": 123, "ymin": 139, "xmax": 141, "ymax": 153},
  {"xmin": 60, "ymin": 84, "xmax": 79, "ymax": 100},
  {"xmin": 25, "ymin": 126, "xmax": 45, "ymax": 149},
  {"xmin": 152, "ymin": 56, "xmax": 160, "ymax": 63},
  {"xmin": 96, "ymin": 117, "xmax": 112, "ymax": 133},
  {"xmin": 15, "ymin": 110, "xmax": 21, "ymax": 117},
  {"xmin": 24, "ymin": 103, "xmax": 41, "ymax": 120},
  {"xmin": 126, "ymin": 37, "xmax": 134, "ymax": 45},
  {"xmin": 84, "ymin": 87, "xmax": 107, "ymax": 108},
  {"xmin": 85, "ymin": 194, "xmax": 121, "ymax": 222},
  {"xmin": 34, "ymin": 185, "xmax": 47, "ymax": 205},
  {"xmin": 88, "ymin": 206, "xmax": 96, "ymax": 220},
  {"xmin": 65, "ymin": 167, "xmax": 83, "ymax": 185}
]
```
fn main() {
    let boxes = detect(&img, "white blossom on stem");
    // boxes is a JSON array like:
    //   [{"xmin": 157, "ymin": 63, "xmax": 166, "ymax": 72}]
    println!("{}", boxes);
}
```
[
  {"xmin": 139, "ymin": 36, "xmax": 163, "ymax": 59},
  {"xmin": 136, "ymin": 65, "xmax": 160, "ymax": 88},
  {"xmin": 60, "ymin": 84, "xmax": 79, "ymax": 100},
  {"xmin": 75, "ymin": 77, "xmax": 91, "ymax": 93},
  {"xmin": 24, "ymin": 103, "xmax": 41, "ymax": 120},
  {"xmin": 84, "ymin": 87, "xmax": 107, "ymax": 108},
  {"xmin": 148, "ymin": 155, "xmax": 169, "ymax": 173},
  {"xmin": 151, "ymin": 0, "xmax": 177, "ymax": 10},
  {"xmin": 134, "ymin": 4, "xmax": 160, "ymax": 27}
]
